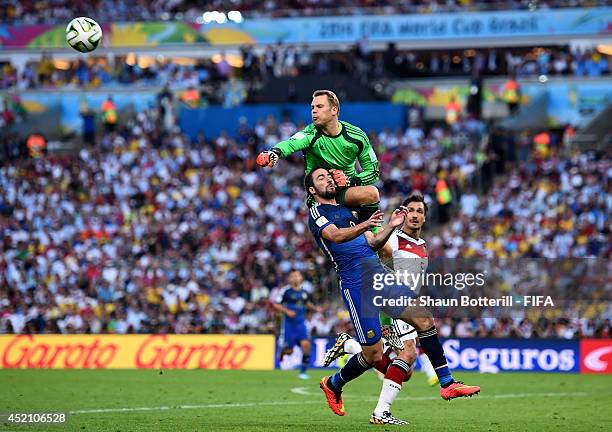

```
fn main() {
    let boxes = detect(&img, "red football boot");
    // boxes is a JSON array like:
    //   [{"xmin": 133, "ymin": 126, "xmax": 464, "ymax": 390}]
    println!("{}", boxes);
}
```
[
  {"xmin": 319, "ymin": 376, "xmax": 346, "ymax": 416},
  {"xmin": 440, "ymin": 381, "xmax": 481, "ymax": 400}
]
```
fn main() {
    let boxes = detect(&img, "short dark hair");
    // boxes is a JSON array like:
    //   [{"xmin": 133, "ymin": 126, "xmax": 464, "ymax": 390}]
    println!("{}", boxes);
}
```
[
  {"xmin": 312, "ymin": 89, "xmax": 340, "ymax": 111},
  {"xmin": 304, "ymin": 166, "xmax": 328, "ymax": 196},
  {"xmin": 403, "ymin": 192, "xmax": 428, "ymax": 215}
]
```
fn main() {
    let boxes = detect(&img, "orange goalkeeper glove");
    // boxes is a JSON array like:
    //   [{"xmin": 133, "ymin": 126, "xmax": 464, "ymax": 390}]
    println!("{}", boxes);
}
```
[
  {"xmin": 256, "ymin": 149, "xmax": 280, "ymax": 167},
  {"xmin": 329, "ymin": 169, "xmax": 351, "ymax": 188}
]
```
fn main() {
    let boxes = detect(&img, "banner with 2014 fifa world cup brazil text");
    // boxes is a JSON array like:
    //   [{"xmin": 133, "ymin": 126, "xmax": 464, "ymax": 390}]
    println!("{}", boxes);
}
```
[
  {"xmin": 0, "ymin": 334, "xmax": 275, "ymax": 370},
  {"xmin": 0, "ymin": 7, "xmax": 610, "ymax": 49}
]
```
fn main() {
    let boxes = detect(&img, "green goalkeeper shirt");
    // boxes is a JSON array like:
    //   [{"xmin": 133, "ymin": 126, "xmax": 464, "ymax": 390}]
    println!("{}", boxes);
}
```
[{"xmin": 272, "ymin": 121, "xmax": 380, "ymax": 186}]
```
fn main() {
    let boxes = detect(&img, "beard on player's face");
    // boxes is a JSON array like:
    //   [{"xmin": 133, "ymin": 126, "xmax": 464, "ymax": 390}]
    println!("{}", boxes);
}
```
[{"xmin": 313, "ymin": 183, "xmax": 336, "ymax": 199}]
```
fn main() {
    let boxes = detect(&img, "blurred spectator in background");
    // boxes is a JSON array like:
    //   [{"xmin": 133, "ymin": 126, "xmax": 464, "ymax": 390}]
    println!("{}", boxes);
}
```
[
  {"xmin": 80, "ymin": 103, "xmax": 96, "ymax": 146},
  {"xmin": 101, "ymin": 96, "xmax": 117, "ymax": 132},
  {"xmin": 502, "ymin": 74, "xmax": 521, "ymax": 114},
  {"xmin": 445, "ymin": 96, "xmax": 461, "ymax": 126},
  {"xmin": 25, "ymin": 132, "xmax": 46, "ymax": 158}
]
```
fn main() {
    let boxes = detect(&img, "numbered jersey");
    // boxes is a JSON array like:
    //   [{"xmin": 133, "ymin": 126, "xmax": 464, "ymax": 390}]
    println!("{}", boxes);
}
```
[{"xmin": 386, "ymin": 230, "xmax": 429, "ymax": 342}]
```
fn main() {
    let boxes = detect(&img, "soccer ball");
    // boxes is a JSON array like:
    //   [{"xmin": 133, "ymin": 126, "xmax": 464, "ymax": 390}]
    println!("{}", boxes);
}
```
[{"xmin": 66, "ymin": 17, "xmax": 102, "ymax": 53}]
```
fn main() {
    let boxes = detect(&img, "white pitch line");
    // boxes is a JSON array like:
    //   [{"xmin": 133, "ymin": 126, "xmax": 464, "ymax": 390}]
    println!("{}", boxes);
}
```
[
  {"xmin": 69, "ymin": 391, "xmax": 590, "ymax": 416},
  {"xmin": 70, "ymin": 401, "xmax": 321, "ymax": 415}
]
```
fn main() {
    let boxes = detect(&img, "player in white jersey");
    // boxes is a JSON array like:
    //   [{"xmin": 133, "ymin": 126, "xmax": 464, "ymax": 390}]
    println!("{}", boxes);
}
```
[
  {"xmin": 382, "ymin": 197, "xmax": 438, "ymax": 388},
  {"xmin": 324, "ymin": 193, "xmax": 436, "ymax": 425}
]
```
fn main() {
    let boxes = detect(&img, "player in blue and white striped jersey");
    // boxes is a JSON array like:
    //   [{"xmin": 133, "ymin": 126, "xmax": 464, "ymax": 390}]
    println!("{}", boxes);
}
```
[{"xmin": 305, "ymin": 167, "xmax": 480, "ymax": 422}]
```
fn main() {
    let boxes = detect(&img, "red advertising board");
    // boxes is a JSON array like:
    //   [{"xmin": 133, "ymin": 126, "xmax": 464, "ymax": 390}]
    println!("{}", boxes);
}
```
[{"xmin": 580, "ymin": 339, "xmax": 612, "ymax": 374}]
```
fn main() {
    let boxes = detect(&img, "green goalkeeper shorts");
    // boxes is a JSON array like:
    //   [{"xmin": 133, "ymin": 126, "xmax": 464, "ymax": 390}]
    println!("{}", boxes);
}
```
[{"xmin": 379, "ymin": 311, "xmax": 393, "ymax": 326}]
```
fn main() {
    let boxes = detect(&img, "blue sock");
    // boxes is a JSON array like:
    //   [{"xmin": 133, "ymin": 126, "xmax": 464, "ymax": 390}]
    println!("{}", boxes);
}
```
[
  {"xmin": 300, "ymin": 352, "xmax": 309, "ymax": 374},
  {"xmin": 417, "ymin": 326, "xmax": 454, "ymax": 387},
  {"xmin": 329, "ymin": 352, "xmax": 371, "ymax": 391}
]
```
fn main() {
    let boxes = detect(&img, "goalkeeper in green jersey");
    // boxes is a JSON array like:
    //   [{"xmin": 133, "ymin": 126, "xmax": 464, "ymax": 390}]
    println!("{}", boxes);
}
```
[
  {"xmin": 256, "ymin": 89, "xmax": 380, "ymax": 221},
  {"xmin": 257, "ymin": 89, "xmax": 400, "ymax": 348}
]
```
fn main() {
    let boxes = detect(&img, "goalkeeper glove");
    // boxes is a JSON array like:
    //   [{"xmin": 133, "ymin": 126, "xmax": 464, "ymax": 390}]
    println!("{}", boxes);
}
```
[
  {"xmin": 256, "ymin": 149, "xmax": 281, "ymax": 167},
  {"xmin": 329, "ymin": 169, "xmax": 360, "ymax": 188}
]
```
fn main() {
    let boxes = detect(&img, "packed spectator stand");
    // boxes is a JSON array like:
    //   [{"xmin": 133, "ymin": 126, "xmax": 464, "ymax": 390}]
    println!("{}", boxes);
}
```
[
  {"xmin": 1, "ymin": 92, "xmax": 610, "ymax": 338},
  {"xmin": 1, "ymin": 45, "xmax": 609, "ymax": 93},
  {"xmin": 1, "ymin": 0, "xmax": 609, "ymax": 341}
]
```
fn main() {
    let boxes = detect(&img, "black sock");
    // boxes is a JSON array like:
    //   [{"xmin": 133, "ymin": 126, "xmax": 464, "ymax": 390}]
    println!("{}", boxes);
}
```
[
  {"xmin": 417, "ymin": 326, "xmax": 454, "ymax": 386},
  {"xmin": 329, "ymin": 352, "xmax": 371, "ymax": 391}
]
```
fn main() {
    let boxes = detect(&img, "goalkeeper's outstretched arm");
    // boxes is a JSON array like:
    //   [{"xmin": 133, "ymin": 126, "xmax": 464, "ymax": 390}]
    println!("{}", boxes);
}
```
[{"xmin": 256, "ymin": 131, "xmax": 311, "ymax": 167}]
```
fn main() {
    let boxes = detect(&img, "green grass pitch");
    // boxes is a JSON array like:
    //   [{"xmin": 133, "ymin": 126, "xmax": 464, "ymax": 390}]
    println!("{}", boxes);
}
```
[{"xmin": 1, "ymin": 369, "xmax": 611, "ymax": 431}]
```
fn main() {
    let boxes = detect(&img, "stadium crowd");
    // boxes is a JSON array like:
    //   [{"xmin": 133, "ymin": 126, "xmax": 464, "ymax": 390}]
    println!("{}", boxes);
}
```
[
  {"xmin": 1, "ymin": 0, "xmax": 606, "ymax": 23},
  {"xmin": 1, "ymin": 94, "xmax": 610, "ymax": 338},
  {"xmin": 1, "ymin": 46, "xmax": 608, "ymax": 93},
  {"xmin": 430, "ymin": 152, "xmax": 610, "ymax": 260},
  {"xmin": 0, "ymin": 54, "xmax": 245, "ymax": 102}
]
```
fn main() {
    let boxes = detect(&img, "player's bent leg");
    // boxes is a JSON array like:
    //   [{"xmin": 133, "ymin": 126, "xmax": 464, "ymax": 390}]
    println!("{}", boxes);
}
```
[
  {"xmin": 319, "ymin": 302, "xmax": 382, "ymax": 416},
  {"xmin": 360, "ymin": 340, "xmax": 384, "ymax": 364},
  {"xmin": 398, "ymin": 340, "xmax": 417, "ymax": 382},
  {"xmin": 321, "ymin": 285, "xmax": 386, "ymax": 414},
  {"xmin": 341, "ymin": 186, "xmax": 381, "ymax": 223},
  {"xmin": 279, "ymin": 346, "xmax": 293, "ymax": 362},
  {"xmin": 371, "ymin": 340, "xmax": 416, "ymax": 424},
  {"xmin": 342, "ymin": 185, "xmax": 379, "ymax": 207},
  {"xmin": 380, "ymin": 313, "xmax": 404, "ymax": 351},
  {"xmin": 393, "ymin": 305, "xmax": 480, "ymax": 399},
  {"xmin": 417, "ymin": 340, "xmax": 438, "ymax": 385},
  {"xmin": 323, "ymin": 332, "xmax": 353, "ymax": 367},
  {"xmin": 320, "ymin": 338, "xmax": 381, "ymax": 416}
]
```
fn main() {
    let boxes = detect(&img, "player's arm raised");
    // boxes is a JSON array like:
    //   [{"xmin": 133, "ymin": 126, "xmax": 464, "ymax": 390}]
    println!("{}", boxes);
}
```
[
  {"xmin": 321, "ymin": 210, "xmax": 383, "ymax": 244},
  {"xmin": 364, "ymin": 207, "xmax": 407, "ymax": 251},
  {"xmin": 256, "ymin": 130, "xmax": 311, "ymax": 167}
]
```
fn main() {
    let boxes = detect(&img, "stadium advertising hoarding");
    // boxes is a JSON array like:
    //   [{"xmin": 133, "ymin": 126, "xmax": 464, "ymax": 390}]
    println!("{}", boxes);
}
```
[
  {"xmin": 2, "ymin": 334, "xmax": 608, "ymax": 373},
  {"xmin": 221, "ymin": 7, "xmax": 611, "ymax": 45},
  {"xmin": 0, "ymin": 334, "xmax": 275, "ymax": 370},
  {"xmin": 13, "ymin": 91, "xmax": 156, "ymax": 133},
  {"xmin": 278, "ymin": 337, "xmax": 582, "ymax": 373},
  {"xmin": 392, "ymin": 79, "xmax": 612, "ymax": 127},
  {"xmin": 13, "ymin": 79, "xmax": 610, "ymax": 134},
  {"xmin": 0, "ymin": 8, "xmax": 609, "ymax": 49},
  {"xmin": 580, "ymin": 339, "xmax": 612, "ymax": 374},
  {"xmin": 178, "ymin": 80, "xmax": 612, "ymax": 132},
  {"xmin": 442, "ymin": 338, "xmax": 579, "ymax": 373}
]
